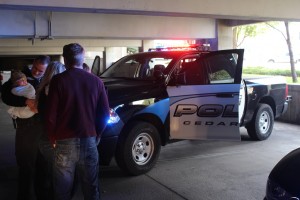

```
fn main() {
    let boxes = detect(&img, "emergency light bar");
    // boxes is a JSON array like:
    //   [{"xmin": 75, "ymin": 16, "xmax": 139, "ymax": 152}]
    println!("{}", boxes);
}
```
[{"xmin": 148, "ymin": 44, "xmax": 210, "ymax": 52}]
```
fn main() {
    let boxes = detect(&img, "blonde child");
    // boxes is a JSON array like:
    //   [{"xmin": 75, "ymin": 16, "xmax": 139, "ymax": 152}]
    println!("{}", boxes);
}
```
[{"xmin": 7, "ymin": 71, "xmax": 37, "ymax": 118}]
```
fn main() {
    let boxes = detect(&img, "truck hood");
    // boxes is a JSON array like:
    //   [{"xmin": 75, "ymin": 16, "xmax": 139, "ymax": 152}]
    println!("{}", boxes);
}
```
[{"xmin": 101, "ymin": 78, "xmax": 166, "ymax": 107}]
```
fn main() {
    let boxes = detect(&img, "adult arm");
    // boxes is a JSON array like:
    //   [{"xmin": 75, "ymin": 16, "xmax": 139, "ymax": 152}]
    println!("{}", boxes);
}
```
[
  {"xmin": 1, "ymin": 80, "xmax": 26, "ymax": 107},
  {"xmin": 95, "ymin": 81, "xmax": 110, "ymax": 138},
  {"xmin": 45, "ymin": 76, "xmax": 60, "ymax": 145}
]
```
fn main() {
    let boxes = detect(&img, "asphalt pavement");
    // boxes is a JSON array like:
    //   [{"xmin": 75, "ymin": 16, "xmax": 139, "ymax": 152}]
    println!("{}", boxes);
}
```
[{"xmin": 0, "ymin": 99, "xmax": 299, "ymax": 200}]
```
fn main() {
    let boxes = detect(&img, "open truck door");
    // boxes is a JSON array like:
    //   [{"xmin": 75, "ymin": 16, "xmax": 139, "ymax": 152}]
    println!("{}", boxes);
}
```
[
  {"xmin": 167, "ymin": 49, "xmax": 244, "ymax": 140},
  {"xmin": 91, "ymin": 55, "xmax": 102, "ymax": 76}
]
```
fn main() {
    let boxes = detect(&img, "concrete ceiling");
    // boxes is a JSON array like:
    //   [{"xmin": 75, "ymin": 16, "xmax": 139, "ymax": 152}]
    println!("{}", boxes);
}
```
[
  {"xmin": 0, "ymin": 0, "xmax": 299, "ymax": 58},
  {"xmin": 1, "ymin": 0, "xmax": 300, "ymax": 21}
]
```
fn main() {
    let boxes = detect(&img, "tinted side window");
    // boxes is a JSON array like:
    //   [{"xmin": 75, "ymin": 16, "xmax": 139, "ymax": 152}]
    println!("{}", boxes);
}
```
[
  {"xmin": 182, "ymin": 60, "xmax": 207, "ymax": 85},
  {"xmin": 204, "ymin": 53, "xmax": 238, "ymax": 84},
  {"xmin": 170, "ymin": 57, "xmax": 208, "ymax": 86},
  {"xmin": 169, "ymin": 53, "xmax": 238, "ymax": 86}
]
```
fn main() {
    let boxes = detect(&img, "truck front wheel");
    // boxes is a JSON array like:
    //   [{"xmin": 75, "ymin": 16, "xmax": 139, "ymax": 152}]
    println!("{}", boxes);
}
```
[
  {"xmin": 115, "ymin": 121, "xmax": 161, "ymax": 175},
  {"xmin": 246, "ymin": 103, "xmax": 274, "ymax": 141}
]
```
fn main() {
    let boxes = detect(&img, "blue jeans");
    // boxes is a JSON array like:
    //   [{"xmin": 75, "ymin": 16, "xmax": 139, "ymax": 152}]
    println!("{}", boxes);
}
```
[{"xmin": 53, "ymin": 137, "xmax": 100, "ymax": 200}]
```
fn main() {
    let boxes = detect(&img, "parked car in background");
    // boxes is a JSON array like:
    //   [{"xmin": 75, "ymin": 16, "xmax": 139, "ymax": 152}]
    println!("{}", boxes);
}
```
[
  {"xmin": 267, "ymin": 52, "xmax": 300, "ymax": 63},
  {"xmin": 265, "ymin": 148, "xmax": 300, "ymax": 199}
]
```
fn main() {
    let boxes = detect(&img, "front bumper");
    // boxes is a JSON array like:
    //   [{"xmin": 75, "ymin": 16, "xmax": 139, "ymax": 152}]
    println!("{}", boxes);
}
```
[
  {"xmin": 98, "ymin": 135, "xmax": 118, "ymax": 165},
  {"xmin": 98, "ymin": 120, "xmax": 124, "ymax": 165}
]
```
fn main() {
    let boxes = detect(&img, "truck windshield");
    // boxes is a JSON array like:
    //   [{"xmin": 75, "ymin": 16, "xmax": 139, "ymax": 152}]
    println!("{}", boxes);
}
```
[{"xmin": 101, "ymin": 55, "xmax": 173, "ymax": 80}]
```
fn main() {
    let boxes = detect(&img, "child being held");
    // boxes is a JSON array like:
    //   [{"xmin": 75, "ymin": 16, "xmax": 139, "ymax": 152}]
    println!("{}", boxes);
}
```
[{"xmin": 7, "ymin": 71, "xmax": 37, "ymax": 119}]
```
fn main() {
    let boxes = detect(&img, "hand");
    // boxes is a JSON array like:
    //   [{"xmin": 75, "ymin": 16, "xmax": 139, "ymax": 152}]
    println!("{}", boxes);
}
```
[
  {"xmin": 50, "ymin": 139, "xmax": 56, "ymax": 148},
  {"xmin": 26, "ymin": 99, "xmax": 36, "ymax": 109},
  {"xmin": 26, "ymin": 99, "xmax": 38, "ymax": 113},
  {"xmin": 30, "ymin": 107, "xmax": 38, "ymax": 113}
]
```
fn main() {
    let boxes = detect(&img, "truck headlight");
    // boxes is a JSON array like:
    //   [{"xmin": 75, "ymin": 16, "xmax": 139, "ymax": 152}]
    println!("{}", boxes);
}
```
[
  {"xmin": 265, "ymin": 178, "xmax": 298, "ymax": 200},
  {"xmin": 107, "ymin": 108, "xmax": 120, "ymax": 124}
]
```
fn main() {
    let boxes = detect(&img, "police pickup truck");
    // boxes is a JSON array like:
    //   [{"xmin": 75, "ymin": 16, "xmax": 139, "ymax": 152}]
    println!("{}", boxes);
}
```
[{"xmin": 92, "ymin": 47, "xmax": 290, "ymax": 175}]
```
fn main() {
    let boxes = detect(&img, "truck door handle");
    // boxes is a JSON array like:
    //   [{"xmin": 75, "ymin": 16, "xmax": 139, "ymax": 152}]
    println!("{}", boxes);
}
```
[{"xmin": 216, "ymin": 93, "xmax": 234, "ymax": 98}]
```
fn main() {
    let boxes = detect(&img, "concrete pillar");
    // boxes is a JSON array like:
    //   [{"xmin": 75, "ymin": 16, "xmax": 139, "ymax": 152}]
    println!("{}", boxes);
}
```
[
  {"xmin": 217, "ymin": 20, "xmax": 233, "ymax": 50},
  {"xmin": 105, "ymin": 47, "xmax": 127, "ymax": 68},
  {"xmin": 142, "ymin": 40, "xmax": 155, "ymax": 52}
]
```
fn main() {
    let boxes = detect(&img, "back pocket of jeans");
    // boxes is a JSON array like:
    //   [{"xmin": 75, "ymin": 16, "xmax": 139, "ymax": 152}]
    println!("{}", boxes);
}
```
[{"xmin": 55, "ymin": 146, "xmax": 75, "ymax": 168}]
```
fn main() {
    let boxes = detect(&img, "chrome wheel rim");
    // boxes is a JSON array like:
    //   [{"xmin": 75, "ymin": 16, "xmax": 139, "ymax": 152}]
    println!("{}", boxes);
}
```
[
  {"xmin": 132, "ymin": 132, "xmax": 154, "ymax": 165},
  {"xmin": 259, "ymin": 111, "xmax": 270, "ymax": 134}
]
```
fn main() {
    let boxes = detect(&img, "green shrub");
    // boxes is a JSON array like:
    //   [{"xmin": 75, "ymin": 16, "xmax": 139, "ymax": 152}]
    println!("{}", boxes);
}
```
[
  {"xmin": 243, "ymin": 66, "xmax": 300, "ymax": 76},
  {"xmin": 210, "ymin": 70, "xmax": 231, "ymax": 80}
]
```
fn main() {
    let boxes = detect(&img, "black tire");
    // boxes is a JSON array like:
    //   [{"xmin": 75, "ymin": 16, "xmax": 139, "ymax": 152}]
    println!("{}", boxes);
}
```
[
  {"xmin": 246, "ymin": 103, "xmax": 274, "ymax": 141},
  {"xmin": 115, "ymin": 121, "xmax": 161, "ymax": 176}
]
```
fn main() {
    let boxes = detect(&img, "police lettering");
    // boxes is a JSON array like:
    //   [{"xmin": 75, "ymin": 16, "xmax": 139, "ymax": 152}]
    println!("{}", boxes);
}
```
[
  {"xmin": 183, "ymin": 121, "xmax": 239, "ymax": 126},
  {"xmin": 174, "ymin": 104, "xmax": 238, "ymax": 118}
]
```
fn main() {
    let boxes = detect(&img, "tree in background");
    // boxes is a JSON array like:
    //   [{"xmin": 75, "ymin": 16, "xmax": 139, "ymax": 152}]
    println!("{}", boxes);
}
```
[
  {"xmin": 266, "ymin": 21, "xmax": 298, "ymax": 83},
  {"xmin": 233, "ymin": 23, "xmax": 268, "ymax": 49},
  {"xmin": 233, "ymin": 25, "xmax": 255, "ymax": 49},
  {"xmin": 234, "ymin": 22, "xmax": 298, "ymax": 83}
]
